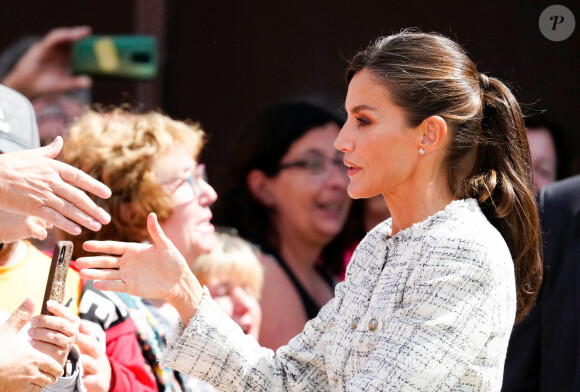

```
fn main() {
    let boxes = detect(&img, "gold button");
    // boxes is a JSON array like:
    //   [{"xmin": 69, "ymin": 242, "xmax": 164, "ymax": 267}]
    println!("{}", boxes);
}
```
[
  {"xmin": 327, "ymin": 317, "xmax": 334, "ymax": 329},
  {"xmin": 350, "ymin": 317, "xmax": 360, "ymax": 331},
  {"xmin": 368, "ymin": 318, "xmax": 378, "ymax": 331}
]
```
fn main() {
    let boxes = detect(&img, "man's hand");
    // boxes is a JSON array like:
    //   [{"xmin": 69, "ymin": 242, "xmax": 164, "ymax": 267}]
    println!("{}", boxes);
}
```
[
  {"xmin": 0, "ymin": 210, "xmax": 51, "ymax": 243},
  {"xmin": 0, "ymin": 299, "xmax": 63, "ymax": 392},
  {"xmin": 1, "ymin": 26, "xmax": 92, "ymax": 100},
  {"xmin": 29, "ymin": 300, "xmax": 80, "ymax": 368},
  {"xmin": 0, "ymin": 136, "xmax": 112, "ymax": 235}
]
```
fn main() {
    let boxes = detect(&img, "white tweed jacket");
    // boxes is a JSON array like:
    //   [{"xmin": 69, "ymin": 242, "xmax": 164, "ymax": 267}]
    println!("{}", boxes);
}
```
[{"xmin": 162, "ymin": 198, "xmax": 516, "ymax": 391}]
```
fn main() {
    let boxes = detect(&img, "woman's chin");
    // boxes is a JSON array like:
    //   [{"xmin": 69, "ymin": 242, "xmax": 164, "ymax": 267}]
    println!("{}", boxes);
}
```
[{"xmin": 193, "ymin": 231, "xmax": 217, "ymax": 255}]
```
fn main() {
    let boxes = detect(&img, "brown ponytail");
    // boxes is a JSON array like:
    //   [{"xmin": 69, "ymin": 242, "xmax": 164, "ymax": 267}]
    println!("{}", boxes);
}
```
[
  {"xmin": 347, "ymin": 30, "xmax": 542, "ymax": 323},
  {"xmin": 461, "ymin": 75, "xmax": 542, "ymax": 323}
]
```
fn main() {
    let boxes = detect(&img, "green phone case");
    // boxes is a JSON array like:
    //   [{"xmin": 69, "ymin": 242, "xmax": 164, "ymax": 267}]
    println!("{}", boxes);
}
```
[{"xmin": 72, "ymin": 35, "xmax": 158, "ymax": 80}]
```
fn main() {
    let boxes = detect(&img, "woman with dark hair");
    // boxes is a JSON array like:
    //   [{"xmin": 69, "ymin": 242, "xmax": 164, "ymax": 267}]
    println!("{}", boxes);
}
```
[
  {"xmin": 215, "ymin": 98, "xmax": 352, "ymax": 349},
  {"xmin": 77, "ymin": 30, "xmax": 542, "ymax": 391}
]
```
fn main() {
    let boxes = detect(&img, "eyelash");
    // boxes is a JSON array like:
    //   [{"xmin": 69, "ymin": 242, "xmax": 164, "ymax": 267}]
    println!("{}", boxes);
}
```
[{"xmin": 355, "ymin": 116, "xmax": 370, "ymax": 127}]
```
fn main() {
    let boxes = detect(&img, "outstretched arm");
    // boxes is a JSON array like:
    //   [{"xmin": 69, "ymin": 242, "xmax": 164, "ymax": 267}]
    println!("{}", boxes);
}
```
[
  {"xmin": 77, "ymin": 212, "xmax": 203, "ymax": 324},
  {"xmin": 1, "ymin": 26, "xmax": 92, "ymax": 100},
  {"xmin": 0, "ymin": 136, "xmax": 111, "ymax": 235}
]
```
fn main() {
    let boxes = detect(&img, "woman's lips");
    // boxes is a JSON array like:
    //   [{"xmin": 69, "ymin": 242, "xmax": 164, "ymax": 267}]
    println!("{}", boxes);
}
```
[
  {"xmin": 347, "ymin": 167, "xmax": 360, "ymax": 176},
  {"xmin": 344, "ymin": 160, "xmax": 361, "ymax": 176}
]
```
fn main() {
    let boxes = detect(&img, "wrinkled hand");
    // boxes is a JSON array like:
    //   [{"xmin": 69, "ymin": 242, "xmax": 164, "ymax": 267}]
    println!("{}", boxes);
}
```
[
  {"xmin": 77, "ymin": 320, "xmax": 111, "ymax": 392},
  {"xmin": 0, "ymin": 209, "xmax": 51, "ymax": 243},
  {"xmin": 77, "ymin": 213, "xmax": 203, "ymax": 323},
  {"xmin": 0, "ymin": 299, "xmax": 63, "ymax": 391},
  {"xmin": 0, "ymin": 136, "xmax": 112, "ymax": 235},
  {"xmin": 29, "ymin": 300, "xmax": 80, "ymax": 368},
  {"xmin": 1, "ymin": 26, "xmax": 92, "ymax": 100}
]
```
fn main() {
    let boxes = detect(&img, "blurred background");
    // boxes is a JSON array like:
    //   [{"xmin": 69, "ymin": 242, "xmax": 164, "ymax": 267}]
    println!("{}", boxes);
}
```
[{"xmin": 1, "ymin": 0, "xmax": 578, "ymax": 195}]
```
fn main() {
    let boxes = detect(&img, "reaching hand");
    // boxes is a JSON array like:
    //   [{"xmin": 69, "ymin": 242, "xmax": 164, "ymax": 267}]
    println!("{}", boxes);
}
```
[
  {"xmin": 0, "ymin": 136, "xmax": 112, "ymax": 235},
  {"xmin": 77, "ymin": 212, "xmax": 204, "ymax": 323},
  {"xmin": 1, "ymin": 26, "xmax": 92, "ymax": 100},
  {"xmin": 77, "ymin": 320, "xmax": 111, "ymax": 392},
  {"xmin": 28, "ymin": 300, "xmax": 80, "ymax": 368},
  {"xmin": 0, "ymin": 210, "xmax": 51, "ymax": 243},
  {"xmin": 0, "ymin": 299, "xmax": 63, "ymax": 391}
]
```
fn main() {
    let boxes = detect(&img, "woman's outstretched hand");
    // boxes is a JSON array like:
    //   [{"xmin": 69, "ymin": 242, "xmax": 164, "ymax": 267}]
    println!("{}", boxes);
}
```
[{"xmin": 76, "ymin": 212, "xmax": 204, "ymax": 324}]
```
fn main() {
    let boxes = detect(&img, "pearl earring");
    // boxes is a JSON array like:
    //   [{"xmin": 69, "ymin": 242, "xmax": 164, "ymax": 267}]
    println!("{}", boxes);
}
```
[{"xmin": 418, "ymin": 147, "xmax": 425, "ymax": 155}]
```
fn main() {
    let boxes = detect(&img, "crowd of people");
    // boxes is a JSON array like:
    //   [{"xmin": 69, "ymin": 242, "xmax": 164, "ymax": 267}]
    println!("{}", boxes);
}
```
[{"xmin": 0, "ymin": 25, "xmax": 577, "ymax": 392}]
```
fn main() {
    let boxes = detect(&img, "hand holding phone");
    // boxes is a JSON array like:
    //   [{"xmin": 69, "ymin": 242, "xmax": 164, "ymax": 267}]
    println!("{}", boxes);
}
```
[{"xmin": 41, "ymin": 241, "xmax": 73, "ymax": 315}]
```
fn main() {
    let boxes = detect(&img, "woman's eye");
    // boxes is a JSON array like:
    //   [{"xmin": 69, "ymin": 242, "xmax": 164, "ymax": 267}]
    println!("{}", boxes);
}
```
[
  {"xmin": 355, "ymin": 116, "xmax": 370, "ymax": 126},
  {"xmin": 243, "ymin": 285, "xmax": 255, "ymax": 296},
  {"xmin": 211, "ymin": 285, "xmax": 228, "ymax": 297},
  {"xmin": 306, "ymin": 160, "xmax": 325, "ymax": 174}
]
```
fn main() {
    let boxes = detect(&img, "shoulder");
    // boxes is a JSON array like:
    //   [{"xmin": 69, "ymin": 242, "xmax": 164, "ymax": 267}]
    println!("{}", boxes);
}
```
[
  {"xmin": 538, "ymin": 174, "xmax": 580, "ymax": 215},
  {"xmin": 413, "ymin": 199, "xmax": 512, "ymax": 278}
]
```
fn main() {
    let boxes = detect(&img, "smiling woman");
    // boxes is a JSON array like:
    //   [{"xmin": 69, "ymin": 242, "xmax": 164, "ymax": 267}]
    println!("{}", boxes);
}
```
[
  {"xmin": 58, "ymin": 108, "xmax": 217, "ymax": 392},
  {"xmin": 216, "ymin": 98, "xmax": 352, "ymax": 350}
]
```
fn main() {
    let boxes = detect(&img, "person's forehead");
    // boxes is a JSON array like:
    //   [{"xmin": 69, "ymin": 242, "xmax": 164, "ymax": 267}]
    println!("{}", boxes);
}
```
[{"xmin": 154, "ymin": 147, "xmax": 196, "ymax": 178}]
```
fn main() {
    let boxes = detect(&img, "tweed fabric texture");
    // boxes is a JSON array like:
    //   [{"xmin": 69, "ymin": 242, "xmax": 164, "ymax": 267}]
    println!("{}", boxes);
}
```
[{"xmin": 162, "ymin": 198, "xmax": 516, "ymax": 391}]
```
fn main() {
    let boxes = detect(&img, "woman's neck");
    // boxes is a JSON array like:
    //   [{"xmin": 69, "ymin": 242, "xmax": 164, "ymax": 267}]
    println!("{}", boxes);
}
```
[
  {"xmin": 386, "ymin": 171, "xmax": 455, "ymax": 236},
  {"xmin": 272, "ymin": 228, "xmax": 324, "ymax": 273}
]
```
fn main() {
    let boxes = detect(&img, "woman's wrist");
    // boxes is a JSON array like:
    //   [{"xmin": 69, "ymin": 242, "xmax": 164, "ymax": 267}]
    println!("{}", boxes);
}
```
[{"xmin": 168, "ymin": 272, "xmax": 204, "ymax": 326}]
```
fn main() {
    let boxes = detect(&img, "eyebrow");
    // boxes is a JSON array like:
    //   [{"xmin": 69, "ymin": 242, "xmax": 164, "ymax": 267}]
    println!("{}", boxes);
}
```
[{"xmin": 345, "ymin": 104, "xmax": 378, "ymax": 114}]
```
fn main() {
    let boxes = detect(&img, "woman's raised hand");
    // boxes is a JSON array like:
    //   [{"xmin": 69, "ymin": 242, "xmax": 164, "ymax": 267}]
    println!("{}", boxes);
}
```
[{"xmin": 76, "ymin": 213, "xmax": 204, "ymax": 323}]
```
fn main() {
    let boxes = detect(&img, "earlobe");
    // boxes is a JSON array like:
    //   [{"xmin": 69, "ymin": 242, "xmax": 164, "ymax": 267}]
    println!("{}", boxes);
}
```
[
  {"xmin": 247, "ymin": 169, "xmax": 276, "ymax": 207},
  {"xmin": 419, "ymin": 115, "xmax": 448, "ymax": 153}
]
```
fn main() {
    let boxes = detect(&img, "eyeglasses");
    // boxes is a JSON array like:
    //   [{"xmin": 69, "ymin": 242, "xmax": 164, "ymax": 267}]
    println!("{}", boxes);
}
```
[
  {"xmin": 186, "ymin": 164, "xmax": 208, "ymax": 198},
  {"xmin": 163, "ymin": 164, "xmax": 208, "ymax": 198},
  {"xmin": 276, "ymin": 157, "xmax": 347, "ymax": 181}
]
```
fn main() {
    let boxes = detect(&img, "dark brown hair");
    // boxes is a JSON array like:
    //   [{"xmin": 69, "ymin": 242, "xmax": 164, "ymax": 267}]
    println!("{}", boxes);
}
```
[{"xmin": 347, "ymin": 30, "xmax": 541, "ymax": 324}]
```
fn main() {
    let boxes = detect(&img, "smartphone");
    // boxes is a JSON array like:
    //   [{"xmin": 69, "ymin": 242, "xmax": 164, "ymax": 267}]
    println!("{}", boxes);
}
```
[
  {"xmin": 40, "ymin": 241, "xmax": 73, "ymax": 315},
  {"xmin": 72, "ymin": 35, "xmax": 158, "ymax": 80}
]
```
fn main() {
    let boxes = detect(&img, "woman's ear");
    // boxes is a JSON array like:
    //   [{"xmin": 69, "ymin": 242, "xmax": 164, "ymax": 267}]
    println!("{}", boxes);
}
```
[
  {"xmin": 247, "ymin": 169, "xmax": 276, "ymax": 207},
  {"xmin": 419, "ymin": 115, "xmax": 448, "ymax": 153}
]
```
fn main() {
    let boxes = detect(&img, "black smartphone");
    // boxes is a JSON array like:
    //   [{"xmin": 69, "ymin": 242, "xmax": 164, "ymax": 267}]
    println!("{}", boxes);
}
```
[{"xmin": 41, "ymin": 241, "xmax": 73, "ymax": 315}]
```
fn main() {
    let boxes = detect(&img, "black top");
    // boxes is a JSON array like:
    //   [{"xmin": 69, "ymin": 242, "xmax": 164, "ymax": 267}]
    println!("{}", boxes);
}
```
[{"xmin": 265, "ymin": 246, "xmax": 335, "ymax": 320}]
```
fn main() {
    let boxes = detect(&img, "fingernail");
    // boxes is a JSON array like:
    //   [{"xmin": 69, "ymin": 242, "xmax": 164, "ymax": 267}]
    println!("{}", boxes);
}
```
[
  {"xmin": 47, "ymin": 300, "xmax": 58, "ymax": 308},
  {"xmin": 28, "ymin": 328, "xmax": 35, "ymax": 337},
  {"xmin": 72, "ymin": 226, "xmax": 82, "ymax": 235},
  {"xmin": 30, "ymin": 317, "xmax": 39, "ymax": 326},
  {"xmin": 98, "ymin": 208, "xmax": 111, "ymax": 224},
  {"xmin": 90, "ymin": 219, "xmax": 102, "ymax": 231},
  {"xmin": 20, "ymin": 300, "xmax": 33, "ymax": 312}
]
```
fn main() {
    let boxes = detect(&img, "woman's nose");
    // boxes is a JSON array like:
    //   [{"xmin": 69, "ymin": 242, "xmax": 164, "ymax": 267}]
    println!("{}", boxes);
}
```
[
  {"xmin": 325, "ymin": 160, "xmax": 349, "ymax": 188},
  {"xmin": 199, "ymin": 180, "xmax": 218, "ymax": 206},
  {"xmin": 231, "ymin": 287, "xmax": 251, "ymax": 315},
  {"xmin": 334, "ymin": 123, "xmax": 354, "ymax": 153}
]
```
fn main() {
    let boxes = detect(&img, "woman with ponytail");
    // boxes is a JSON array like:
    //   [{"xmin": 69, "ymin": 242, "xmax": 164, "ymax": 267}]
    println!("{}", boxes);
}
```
[{"xmin": 76, "ymin": 30, "xmax": 541, "ymax": 391}]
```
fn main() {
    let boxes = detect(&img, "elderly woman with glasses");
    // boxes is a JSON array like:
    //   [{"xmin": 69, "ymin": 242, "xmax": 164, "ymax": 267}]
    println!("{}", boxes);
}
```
[
  {"xmin": 213, "ymin": 98, "xmax": 354, "ymax": 350},
  {"xmin": 58, "ymin": 108, "xmax": 218, "ymax": 392}
]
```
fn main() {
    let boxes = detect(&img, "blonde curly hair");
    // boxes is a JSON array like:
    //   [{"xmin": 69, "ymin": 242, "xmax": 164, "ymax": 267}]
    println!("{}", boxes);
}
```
[{"xmin": 59, "ymin": 108, "xmax": 205, "ymax": 259}]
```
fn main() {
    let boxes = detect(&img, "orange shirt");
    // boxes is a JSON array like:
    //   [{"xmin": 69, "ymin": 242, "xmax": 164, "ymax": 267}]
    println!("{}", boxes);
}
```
[{"xmin": 0, "ymin": 241, "xmax": 81, "ymax": 315}]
